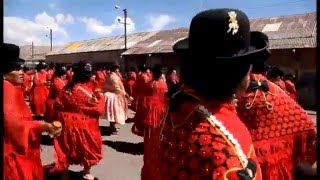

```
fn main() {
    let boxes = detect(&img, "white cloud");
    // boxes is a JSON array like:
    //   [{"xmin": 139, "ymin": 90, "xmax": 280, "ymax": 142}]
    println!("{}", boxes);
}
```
[
  {"xmin": 79, "ymin": 16, "xmax": 135, "ymax": 35},
  {"xmin": 56, "ymin": 14, "xmax": 74, "ymax": 25},
  {"xmin": 4, "ymin": 12, "xmax": 73, "ymax": 46},
  {"xmin": 147, "ymin": 14, "xmax": 175, "ymax": 31}
]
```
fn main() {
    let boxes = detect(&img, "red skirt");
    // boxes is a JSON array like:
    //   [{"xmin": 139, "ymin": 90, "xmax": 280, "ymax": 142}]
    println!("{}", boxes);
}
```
[
  {"xmin": 125, "ymin": 80, "xmax": 135, "ymax": 97},
  {"xmin": 131, "ymin": 96, "xmax": 148, "ymax": 137},
  {"xmin": 141, "ymin": 125, "xmax": 161, "ymax": 180},
  {"xmin": 45, "ymin": 99, "xmax": 55, "ymax": 123},
  {"xmin": 52, "ymin": 112, "xmax": 103, "ymax": 171},
  {"xmin": 29, "ymin": 85, "xmax": 49, "ymax": 115},
  {"xmin": 4, "ymin": 147, "xmax": 43, "ymax": 180}
]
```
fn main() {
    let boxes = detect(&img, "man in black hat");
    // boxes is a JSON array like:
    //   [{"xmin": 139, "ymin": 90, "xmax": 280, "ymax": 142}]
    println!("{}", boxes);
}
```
[
  {"xmin": 149, "ymin": 9, "xmax": 269, "ymax": 180},
  {"xmin": 2, "ymin": 43, "xmax": 60, "ymax": 180}
]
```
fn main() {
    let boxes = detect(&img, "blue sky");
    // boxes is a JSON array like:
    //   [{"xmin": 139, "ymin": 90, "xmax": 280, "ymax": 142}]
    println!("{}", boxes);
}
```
[{"xmin": 4, "ymin": 0, "xmax": 316, "ymax": 46}]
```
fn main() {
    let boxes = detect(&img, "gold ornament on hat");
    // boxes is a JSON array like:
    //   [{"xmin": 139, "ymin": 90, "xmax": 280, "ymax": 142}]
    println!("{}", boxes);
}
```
[{"xmin": 227, "ymin": 11, "xmax": 239, "ymax": 35}]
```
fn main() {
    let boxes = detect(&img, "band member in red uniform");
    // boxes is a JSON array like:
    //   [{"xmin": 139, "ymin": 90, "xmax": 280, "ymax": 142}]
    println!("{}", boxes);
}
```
[
  {"xmin": 154, "ymin": 9, "xmax": 268, "ymax": 180},
  {"xmin": 166, "ymin": 67, "xmax": 180, "ymax": 89},
  {"xmin": 132, "ymin": 65, "xmax": 152, "ymax": 136},
  {"xmin": 125, "ymin": 67, "xmax": 137, "ymax": 97},
  {"xmin": 52, "ymin": 62, "xmax": 105, "ymax": 180},
  {"xmin": 268, "ymin": 67, "xmax": 287, "ymax": 91},
  {"xmin": 3, "ymin": 43, "xmax": 60, "ymax": 180},
  {"xmin": 47, "ymin": 63, "xmax": 55, "ymax": 82},
  {"xmin": 22, "ymin": 66, "xmax": 32, "ymax": 98},
  {"xmin": 66, "ymin": 65, "xmax": 74, "ymax": 83},
  {"xmin": 45, "ymin": 64, "xmax": 67, "ymax": 123},
  {"xmin": 29, "ymin": 62, "xmax": 50, "ymax": 118},
  {"xmin": 284, "ymin": 73, "xmax": 297, "ymax": 101},
  {"xmin": 236, "ymin": 32, "xmax": 316, "ymax": 180},
  {"xmin": 141, "ymin": 65, "xmax": 168, "ymax": 180},
  {"xmin": 95, "ymin": 66, "xmax": 107, "ymax": 92},
  {"xmin": 89, "ymin": 72, "xmax": 98, "ymax": 92}
]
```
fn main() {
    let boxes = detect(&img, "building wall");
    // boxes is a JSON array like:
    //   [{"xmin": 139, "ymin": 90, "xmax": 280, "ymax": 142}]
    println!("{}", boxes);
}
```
[
  {"xmin": 45, "ymin": 50, "xmax": 125, "ymax": 67},
  {"xmin": 265, "ymin": 48, "xmax": 316, "ymax": 109},
  {"xmin": 125, "ymin": 53, "xmax": 182, "ymax": 72},
  {"xmin": 125, "ymin": 48, "xmax": 315, "ymax": 109}
]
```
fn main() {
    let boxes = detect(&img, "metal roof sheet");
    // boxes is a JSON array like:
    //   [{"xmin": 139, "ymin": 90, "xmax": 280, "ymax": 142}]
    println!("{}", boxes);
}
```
[
  {"xmin": 20, "ymin": 45, "xmax": 63, "ymax": 61},
  {"xmin": 48, "ymin": 12, "xmax": 316, "ymax": 56},
  {"xmin": 47, "ymin": 32, "xmax": 158, "ymax": 56},
  {"xmin": 123, "ymin": 12, "xmax": 316, "ymax": 55}
]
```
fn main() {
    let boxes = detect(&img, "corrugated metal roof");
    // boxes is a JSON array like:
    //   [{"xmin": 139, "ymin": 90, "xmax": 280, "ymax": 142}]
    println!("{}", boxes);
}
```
[
  {"xmin": 123, "ymin": 12, "xmax": 316, "ymax": 55},
  {"xmin": 20, "ymin": 45, "xmax": 63, "ymax": 61},
  {"xmin": 47, "ymin": 32, "xmax": 158, "ymax": 56},
  {"xmin": 122, "ymin": 28, "xmax": 188, "ymax": 55},
  {"xmin": 48, "ymin": 12, "xmax": 316, "ymax": 57},
  {"xmin": 269, "ymin": 37, "xmax": 316, "ymax": 49},
  {"xmin": 250, "ymin": 12, "xmax": 316, "ymax": 39}
]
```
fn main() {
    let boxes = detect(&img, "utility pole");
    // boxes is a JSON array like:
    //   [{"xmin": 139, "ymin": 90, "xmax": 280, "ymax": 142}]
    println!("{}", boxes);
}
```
[
  {"xmin": 115, "ymin": 6, "xmax": 129, "ymax": 50},
  {"xmin": 124, "ymin": 9, "xmax": 127, "ymax": 50},
  {"xmin": 31, "ymin": 41, "xmax": 34, "ymax": 58},
  {"xmin": 50, "ymin": 28, "xmax": 53, "ymax": 51}
]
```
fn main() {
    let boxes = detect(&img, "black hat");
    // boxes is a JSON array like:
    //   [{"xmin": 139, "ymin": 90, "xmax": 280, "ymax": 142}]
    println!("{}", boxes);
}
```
[
  {"xmin": 250, "ymin": 31, "xmax": 271, "ymax": 73},
  {"xmin": 284, "ymin": 73, "xmax": 295, "ymax": 81},
  {"xmin": 152, "ymin": 64, "xmax": 164, "ymax": 79},
  {"xmin": 2, "ymin": 43, "xmax": 25, "ymax": 73},
  {"xmin": 73, "ymin": 62, "xmax": 93, "ymax": 78},
  {"xmin": 173, "ymin": 9, "xmax": 268, "ymax": 62},
  {"xmin": 110, "ymin": 63, "xmax": 120, "ymax": 72},
  {"xmin": 269, "ymin": 67, "xmax": 284, "ymax": 78},
  {"xmin": 54, "ymin": 64, "xmax": 67, "ymax": 77},
  {"xmin": 36, "ymin": 62, "xmax": 47, "ymax": 70}
]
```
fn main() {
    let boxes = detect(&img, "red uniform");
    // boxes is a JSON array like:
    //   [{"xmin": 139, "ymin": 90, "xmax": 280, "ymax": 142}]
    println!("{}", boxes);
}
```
[
  {"xmin": 156, "ymin": 85, "xmax": 262, "ymax": 180},
  {"xmin": 166, "ymin": 71, "xmax": 180, "ymax": 88},
  {"xmin": 45, "ymin": 77, "xmax": 67, "ymax": 122},
  {"xmin": 125, "ymin": 71, "xmax": 137, "ymax": 96},
  {"xmin": 284, "ymin": 79, "xmax": 297, "ymax": 101},
  {"xmin": 4, "ymin": 80, "xmax": 44, "ymax": 180},
  {"xmin": 52, "ymin": 82, "xmax": 105, "ymax": 171},
  {"xmin": 66, "ymin": 70, "xmax": 73, "ymax": 83},
  {"xmin": 141, "ymin": 78, "xmax": 168, "ymax": 179},
  {"xmin": 95, "ymin": 70, "xmax": 107, "ymax": 91},
  {"xmin": 131, "ymin": 72, "xmax": 152, "ymax": 136},
  {"xmin": 47, "ymin": 69, "xmax": 54, "ymax": 81},
  {"xmin": 270, "ymin": 79, "xmax": 287, "ymax": 92},
  {"xmin": 237, "ymin": 73, "xmax": 316, "ymax": 180},
  {"xmin": 29, "ymin": 71, "xmax": 50, "ymax": 116},
  {"xmin": 22, "ymin": 72, "xmax": 32, "ymax": 97}
]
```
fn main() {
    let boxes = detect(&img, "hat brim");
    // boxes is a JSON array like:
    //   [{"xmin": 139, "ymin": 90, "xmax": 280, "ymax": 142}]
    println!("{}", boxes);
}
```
[
  {"xmin": 173, "ymin": 31, "xmax": 269, "ymax": 62},
  {"xmin": 5, "ymin": 58, "xmax": 25, "ymax": 66}
]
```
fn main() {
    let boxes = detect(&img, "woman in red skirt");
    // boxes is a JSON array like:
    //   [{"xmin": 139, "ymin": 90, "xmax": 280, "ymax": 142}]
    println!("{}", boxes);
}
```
[
  {"xmin": 141, "ymin": 64, "xmax": 168, "ymax": 179},
  {"xmin": 45, "ymin": 64, "xmax": 67, "ymax": 123},
  {"xmin": 52, "ymin": 62, "xmax": 105, "ymax": 180},
  {"xmin": 125, "ymin": 67, "xmax": 137, "ymax": 97}
]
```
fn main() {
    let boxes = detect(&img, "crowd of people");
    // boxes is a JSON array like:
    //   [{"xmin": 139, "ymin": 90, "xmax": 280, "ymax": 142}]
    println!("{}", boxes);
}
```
[{"xmin": 3, "ymin": 8, "xmax": 317, "ymax": 180}]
